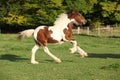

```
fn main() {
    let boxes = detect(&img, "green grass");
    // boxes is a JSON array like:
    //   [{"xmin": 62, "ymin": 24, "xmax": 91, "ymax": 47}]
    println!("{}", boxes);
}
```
[{"xmin": 0, "ymin": 34, "xmax": 120, "ymax": 80}]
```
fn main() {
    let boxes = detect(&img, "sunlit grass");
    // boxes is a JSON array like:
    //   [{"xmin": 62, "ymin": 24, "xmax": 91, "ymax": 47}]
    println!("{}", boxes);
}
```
[{"xmin": 0, "ymin": 34, "xmax": 120, "ymax": 80}]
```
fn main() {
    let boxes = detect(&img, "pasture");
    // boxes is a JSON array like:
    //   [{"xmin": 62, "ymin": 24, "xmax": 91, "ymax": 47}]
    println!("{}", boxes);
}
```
[{"xmin": 0, "ymin": 34, "xmax": 120, "ymax": 80}]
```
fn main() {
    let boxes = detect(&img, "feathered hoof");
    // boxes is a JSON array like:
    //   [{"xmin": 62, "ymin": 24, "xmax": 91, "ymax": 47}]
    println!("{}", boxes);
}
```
[
  {"xmin": 69, "ymin": 48, "xmax": 76, "ymax": 54},
  {"xmin": 55, "ymin": 58, "xmax": 62, "ymax": 63},
  {"xmin": 81, "ymin": 52, "xmax": 88, "ymax": 58},
  {"xmin": 31, "ymin": 61, "xmax": 39, "ymax": 64}
]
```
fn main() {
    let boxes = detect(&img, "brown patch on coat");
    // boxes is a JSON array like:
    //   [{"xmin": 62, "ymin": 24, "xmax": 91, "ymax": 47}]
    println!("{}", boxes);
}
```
[{"xmin": 36, "ymin": 27, "xmax": 59, "ymax": 46}]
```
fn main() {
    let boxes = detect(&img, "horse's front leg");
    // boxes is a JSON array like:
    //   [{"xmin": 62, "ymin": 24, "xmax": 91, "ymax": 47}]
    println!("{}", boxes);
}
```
[
  {"xmin": 70, "ymin": 40, "xmax": 88, "ymax": 57},
  {"xmin": 69, "ymin": 40, "xmax": 77, "ymax": 53},
  {"xmin": 76, "ymin": 46, "xmax": 88, "ymax": 57}
]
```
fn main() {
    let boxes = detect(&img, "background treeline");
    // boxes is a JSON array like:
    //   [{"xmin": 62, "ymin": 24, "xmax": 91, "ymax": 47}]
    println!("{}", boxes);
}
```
[{"xmin": 0, "ymin": 0, "xmax": 120, "ymax": 33}]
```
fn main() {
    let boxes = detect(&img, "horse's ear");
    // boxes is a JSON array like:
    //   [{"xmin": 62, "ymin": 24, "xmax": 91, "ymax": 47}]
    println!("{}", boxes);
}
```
[
  {"xmin": 71, "ymin": 10, "xmax": 76, "ymax": 14},
  {"xmin": 71, "ymin": 10, "xmax": 80, "ymax": 15},
  {"xmin": 67, "ymin": 10, "xmax": 76, "ymax": 19},
  {"xmin": 67, "ymin": 10, "xmax": 76, "ymax": 14}
]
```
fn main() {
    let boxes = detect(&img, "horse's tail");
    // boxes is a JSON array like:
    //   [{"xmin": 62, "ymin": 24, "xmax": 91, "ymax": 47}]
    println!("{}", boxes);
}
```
[{"xmin": 18, "ymin": 29, "xmax": 35, "ymax": 41}]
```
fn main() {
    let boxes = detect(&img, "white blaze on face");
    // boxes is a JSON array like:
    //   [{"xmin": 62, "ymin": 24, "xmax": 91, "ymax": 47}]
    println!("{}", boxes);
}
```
[{"xmin": 71, "ymin": 19, "xmax": 79, "ymax": 25}]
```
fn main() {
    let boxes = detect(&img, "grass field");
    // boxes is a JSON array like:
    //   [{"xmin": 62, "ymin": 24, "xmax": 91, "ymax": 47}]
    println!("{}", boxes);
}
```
[{"xmin": 0, "ymin": 34, "xmax": 120, "ymax": 80}]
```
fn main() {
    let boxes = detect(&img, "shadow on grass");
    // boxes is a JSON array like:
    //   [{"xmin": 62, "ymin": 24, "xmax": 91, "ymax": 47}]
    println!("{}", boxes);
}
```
[
  {"xmin": 39, "ymin": 59, "xmax": 74, "ymax": 63},
  {"xmin": 0, "ymin": 54, "xmax": 29, "ymax": 62},
  {"xmin": 88, "ymin": 53, "xmax": 120, "ymax": 58}
]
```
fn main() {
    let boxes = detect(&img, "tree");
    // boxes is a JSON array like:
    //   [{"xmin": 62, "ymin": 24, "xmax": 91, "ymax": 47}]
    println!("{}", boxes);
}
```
[
  {"xmin": 64, "ymin": 0, "xmax": 98, "ymax": 27},
  {"xmin": 0, "ymin": 0, "xmax": 120, "ymax": 33},
  {"xmin": 0, "ymin": 0, "xmax": 66, "ymax": 29},
  {"xmin": 100, "ymin": 0, "xmax": 120, "ymax": 24},
  {"xmin": 34, "ymin": 0, "xmax": 66, "ymax": 25}
]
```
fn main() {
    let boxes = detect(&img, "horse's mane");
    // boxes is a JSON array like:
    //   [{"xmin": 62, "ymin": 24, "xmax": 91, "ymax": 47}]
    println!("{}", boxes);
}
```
[{"xmin": 53, "ymin": 13, "xmax": 69, "ymax": 28}]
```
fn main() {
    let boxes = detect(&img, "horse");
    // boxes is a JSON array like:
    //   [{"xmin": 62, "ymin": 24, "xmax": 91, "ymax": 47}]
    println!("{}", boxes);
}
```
[{"xmin": 18, "ymin": 10, "xmax": 88, "ymax": 64}]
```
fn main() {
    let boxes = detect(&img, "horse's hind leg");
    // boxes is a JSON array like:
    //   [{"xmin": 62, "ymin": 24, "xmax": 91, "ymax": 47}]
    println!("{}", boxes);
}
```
[
  {"xmin": 43, "ymin": 46, "xmax": 61, "ymax": 63},
  {"xmin": 31, "ymin": 44, "xmax": 39, "ymax": 64}
]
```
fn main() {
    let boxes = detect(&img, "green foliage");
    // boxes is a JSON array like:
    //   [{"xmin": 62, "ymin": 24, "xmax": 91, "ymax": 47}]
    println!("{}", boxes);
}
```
[
  {"xmin": 100, "ymin": 1, "xmax": 117, "ymax": 18},
  {"xmin": 65, "ymin": 0, "xmax": 97, "ymax": 14},
  {"xmin": 21, "ymin": 0, "xmax": 65, "ymax": 26},
  {"xmin": 100, "ymin": 2, "xmax": 117, "ymax": 11},
  {"xmin": 115, "ymin": 12, "xmax": 120, "ymax": 21},
  {"xmin": 3, "ymin": 13, "xmax": 28, "ymax": 26},
  {"xmin": 0, "ymin": 0, "xmax": 120, "ymax": 33},
  {"xmin": 92, "ymin": 21, "xmax": 103, "ymax": 28},
  {"xmin": 99, "ymin": 1, "xmax": 120, "ymax": 23}
]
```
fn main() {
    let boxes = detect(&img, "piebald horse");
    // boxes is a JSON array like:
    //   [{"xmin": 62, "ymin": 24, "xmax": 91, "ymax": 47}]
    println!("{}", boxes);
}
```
[{"xmin": 18, "ymin": 10, "xmax": 88, "ymax": 64}]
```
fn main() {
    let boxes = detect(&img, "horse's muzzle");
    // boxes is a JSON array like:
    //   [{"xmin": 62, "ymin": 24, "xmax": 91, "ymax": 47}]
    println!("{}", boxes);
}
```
[{"xmin": 82, "ymin": 20, "xmax": 87, "ymax": 25}]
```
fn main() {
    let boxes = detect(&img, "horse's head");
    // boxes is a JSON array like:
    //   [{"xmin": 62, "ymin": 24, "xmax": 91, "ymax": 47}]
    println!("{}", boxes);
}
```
[{"xmin": 67, "ymin": 10, "xmax": 86, "ymax": 25}]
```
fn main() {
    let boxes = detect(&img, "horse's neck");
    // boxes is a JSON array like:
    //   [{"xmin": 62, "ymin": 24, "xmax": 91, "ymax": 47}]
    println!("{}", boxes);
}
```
[
  {"xmin": 67, "ymin": 22, "xmax": 74, "ymax": 32},
  {"xmin": 53, "ymin": 13, "xmax": 71, "ymax": 29}
]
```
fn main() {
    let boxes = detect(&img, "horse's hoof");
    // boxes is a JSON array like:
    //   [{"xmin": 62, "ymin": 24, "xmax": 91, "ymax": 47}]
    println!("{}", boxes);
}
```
[
  {"xmin": 81, "ymin": 53, "xmax": 88, "ymax": 58},
  {"xmin": 81, "ymin": 55, "xmax": 85, "ymax": 58},
  {"xmin": 55, "ymin": 58, "xmax": 62, "ymax": 63},
  {"xmin": 85, "ymin": 54, "xmax": 88, "ymax": 57},
  {"xmin": 31, "ymin": 61, "xmax": 39, "ymax": 64},
  {"xmin": 69, "ymin": 48, "xmax": 76, "ymax": 54},
  {"xmin": 84, "ymin": 52, "xmax": 88, "ymax": 57}
]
